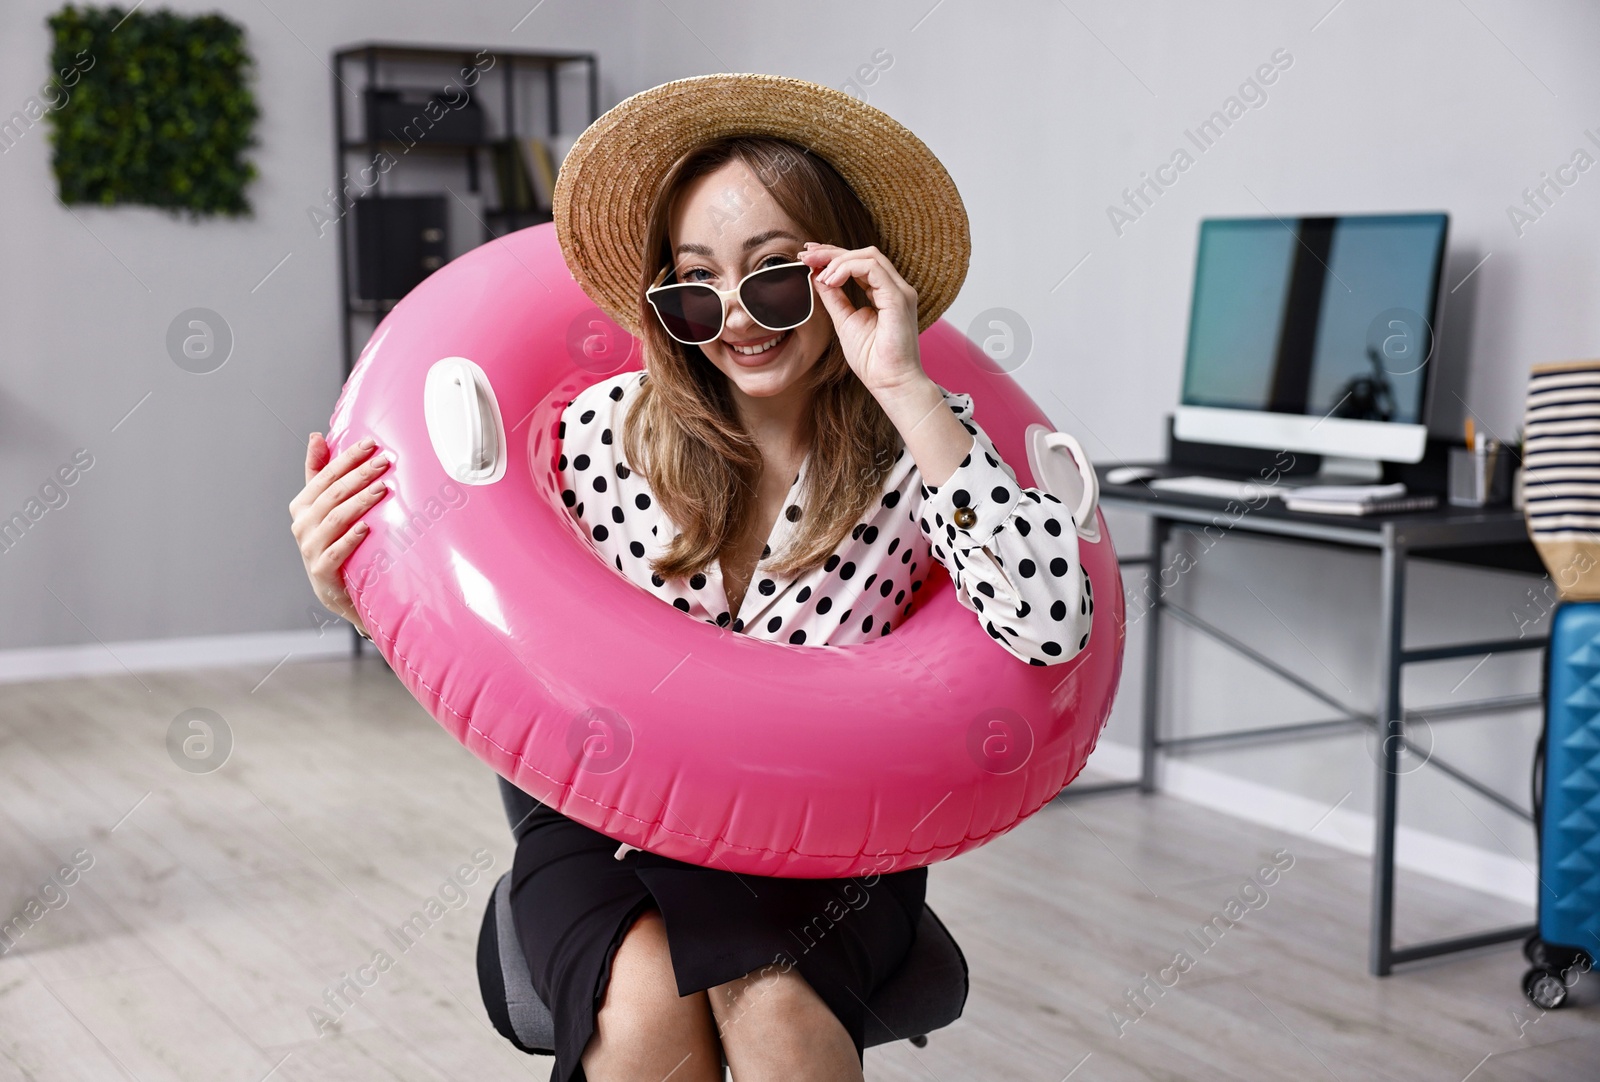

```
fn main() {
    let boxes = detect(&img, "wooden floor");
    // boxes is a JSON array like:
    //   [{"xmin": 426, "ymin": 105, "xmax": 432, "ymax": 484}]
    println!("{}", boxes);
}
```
[{"xmin": 1, "ymin": 654, "xmax": 1596, "ymax": 1081}]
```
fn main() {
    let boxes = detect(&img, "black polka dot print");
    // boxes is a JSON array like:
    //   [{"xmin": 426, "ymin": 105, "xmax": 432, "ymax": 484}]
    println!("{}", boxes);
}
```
[{"xmin": 556, "ymin": 370, "xmax": 1096, "ymax": 666}]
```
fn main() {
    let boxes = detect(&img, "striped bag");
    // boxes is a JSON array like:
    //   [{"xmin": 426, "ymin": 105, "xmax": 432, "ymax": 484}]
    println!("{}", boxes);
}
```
[{"xmin": 1523, "ymin": 359, "xmax": 1600, "ymax": 599}]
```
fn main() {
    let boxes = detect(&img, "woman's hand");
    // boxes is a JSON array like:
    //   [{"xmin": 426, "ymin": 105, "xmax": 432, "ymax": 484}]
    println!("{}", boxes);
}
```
[
  {"xmin": 799, "ymin": 241, "xmax": 925, "ymax": 397},
  {"xmin": 290, "ymin": 433, "xmax": 389, "ymax": 635}
]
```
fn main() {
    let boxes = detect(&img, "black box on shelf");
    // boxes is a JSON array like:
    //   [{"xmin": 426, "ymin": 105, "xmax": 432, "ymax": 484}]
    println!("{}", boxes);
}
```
[
  {"xmin": 364, "ymin": 87, "xmax": 485, "ymax": 145},
  {"xmin": 354, "ymin": 195, "xmax": 448, "ymax": 301}
]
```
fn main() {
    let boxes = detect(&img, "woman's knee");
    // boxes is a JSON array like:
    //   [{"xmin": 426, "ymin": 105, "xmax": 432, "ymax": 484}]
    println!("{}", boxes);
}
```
[
  {"xmin": 585, "ymin": 908, "xmax": 721, "ymax": 1076},
  {"xmin": 708, "ymin": 964, "xmax": 847, "ymax": 1047}
]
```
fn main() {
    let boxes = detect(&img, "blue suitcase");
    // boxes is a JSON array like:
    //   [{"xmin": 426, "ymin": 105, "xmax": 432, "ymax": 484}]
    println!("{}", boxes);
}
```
[{"xmin": 1524, "ymin": 600, "xmax": 1600, "ymax": 1008}]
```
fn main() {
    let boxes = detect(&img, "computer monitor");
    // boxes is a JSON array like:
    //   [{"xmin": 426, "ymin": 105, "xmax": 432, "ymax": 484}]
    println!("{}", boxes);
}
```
[{"xmin": 1173, "ymin": 212, "xmax": 1448, "ymax": 471}]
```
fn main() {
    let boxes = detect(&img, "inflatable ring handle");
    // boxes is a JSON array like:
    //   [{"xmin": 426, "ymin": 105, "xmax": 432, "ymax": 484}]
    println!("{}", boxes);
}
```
[
  {"xmin": 457, "ymin": 363, "xmax": 485, "ymax": 472},
  {"xmin": 1027, "ymin": 427, "xmax": 1100, "ymax": 544},
  {"xmin": 424, "ymin": 357, "xmax": 506, "ymax": 485}
]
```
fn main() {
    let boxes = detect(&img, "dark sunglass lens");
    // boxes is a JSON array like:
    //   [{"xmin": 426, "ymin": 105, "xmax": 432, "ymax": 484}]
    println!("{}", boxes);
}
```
[
  {"xmin": 741, "ymin": 264, "xmax": 812, "ymax": 329},
  {"xmin": 653, "ymin": 284, "xmax": 723, "ymax": 342}
]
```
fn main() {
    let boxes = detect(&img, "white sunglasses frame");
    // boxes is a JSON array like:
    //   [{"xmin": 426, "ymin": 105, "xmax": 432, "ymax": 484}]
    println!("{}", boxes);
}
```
[{"xmin": 644, "ymin": 259, "xmax": 817, "ymax": 346}]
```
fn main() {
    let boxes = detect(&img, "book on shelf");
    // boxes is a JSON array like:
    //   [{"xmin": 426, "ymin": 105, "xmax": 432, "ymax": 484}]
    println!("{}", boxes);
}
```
[
  {"xmin": 491, "ymin": 134, "xmax": 583, "ymax": 215},
  {"xmin": 522, "ymin": 137, "xmax": 557, "ymax": 210},
  {"xmin": 1280, "ymin": 482, "xmax": 1439, "ymax": 516},
  {"xmin": 490, "ymin": 138, "xmax": 535, "ymax": 214}
]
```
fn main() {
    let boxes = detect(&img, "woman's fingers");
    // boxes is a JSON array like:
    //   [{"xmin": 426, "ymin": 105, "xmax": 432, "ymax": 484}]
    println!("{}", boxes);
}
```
[
  {"xmin": 311, "ymin": 452, "xmax": 390, "ymax": 521},
  {"xmin": 818, "ymin": 254, "xmax": 914, "ymax": 309},
  {"xmin": 870, "ymin": 247, "xmax": 915, "ymax": 294},
  {"xmin": 304, "ymin": 432, "xmax": 330, "ymax": 486},
  {"xmin": 799, "ymin": 243, "xmax": 849, "ymax": 280},
  {"xmin": 314, "ymin": 520, "xmax": 371, "ymax": 592},
  {"xmin": 293, "ymin": 433, "xmax": 334, "ymax": 520},
  {"xmin": 292, "ymin": 432, "xmax": 386, "ymax": 629},
  {"xmin": 807, "ymin": 248, "xmax": 906, "ymax": 325},
  {"xmin": 291, "ymin": 449, "xmax": 387, "ymax": 548},
  {"xmin": 300, "ymin": 438, "xmax": 380, "ymax": 511},
  {"xmin": 305, "ymin": 508, "xmax": 376, "ymax": 620},
  {"xmin": 812, "ymin": 270, "xmax": 861, "ymax": 323},
  {"xmin": 807, "ymin": 244, "xmax": 914, "ymax": 296},
  {"xmin": 308, "ymin": 481, "xmax": 387, "ymax": 559}
]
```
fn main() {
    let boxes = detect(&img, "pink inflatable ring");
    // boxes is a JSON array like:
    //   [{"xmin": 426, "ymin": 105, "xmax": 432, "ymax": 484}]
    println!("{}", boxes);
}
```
[{"xmin": 327, "ymin": 222, "xmax": 1126, "ymax": 878}]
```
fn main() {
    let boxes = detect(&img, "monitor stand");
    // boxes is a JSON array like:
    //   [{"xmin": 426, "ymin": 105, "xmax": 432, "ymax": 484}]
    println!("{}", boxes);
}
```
[{"xmin": 1314, "ymin": 453, "xmax": 1384, "ymax": 484}]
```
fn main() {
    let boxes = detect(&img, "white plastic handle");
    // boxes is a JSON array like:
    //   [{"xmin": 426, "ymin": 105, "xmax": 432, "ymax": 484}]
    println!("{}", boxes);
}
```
[
  {"xmin": 1046, "ymin": 431, "xmax": 1098, "ymax": 531},
  {"xmin": 423, "ymin": 357, "xmax": 506, "ymax": 485},
  {"xmin": 1027, "ymin": 427, "xmax": 1099, "ymax": 543},
  {"xmin": 453, "ymin": 362, "xmax": 487, "ymax": 471}
]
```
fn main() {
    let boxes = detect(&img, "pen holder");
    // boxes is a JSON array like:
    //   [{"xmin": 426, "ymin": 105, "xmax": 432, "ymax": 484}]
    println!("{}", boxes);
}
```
[{"xmin": 1448, "ymin": 446, "xmax": 1511, "ymax": 507}]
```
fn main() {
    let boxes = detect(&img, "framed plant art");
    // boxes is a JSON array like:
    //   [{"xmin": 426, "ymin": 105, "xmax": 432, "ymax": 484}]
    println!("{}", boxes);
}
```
[{"xmin": 44, "ymin": 4, "xmax": 260, "ymax": 218}]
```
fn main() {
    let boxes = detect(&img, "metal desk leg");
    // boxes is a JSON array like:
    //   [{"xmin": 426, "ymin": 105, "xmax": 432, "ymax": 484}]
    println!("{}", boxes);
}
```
[
  {"xmin": 1139, "ymin": 516, "xmax": 1170, "ymax": 795},
  {"xmin": 1370, "ymin": 538, "xmax": 1406, "ymax": 976}
]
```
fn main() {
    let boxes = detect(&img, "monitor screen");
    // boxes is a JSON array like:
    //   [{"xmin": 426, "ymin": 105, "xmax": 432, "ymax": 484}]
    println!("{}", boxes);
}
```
[{"xmin": 1180, "ymin": 213, "xmax": 1447, "ymax": 427}]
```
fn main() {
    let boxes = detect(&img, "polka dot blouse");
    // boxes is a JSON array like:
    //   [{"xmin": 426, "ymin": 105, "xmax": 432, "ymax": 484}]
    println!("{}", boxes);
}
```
[{"xmin": 558, "ymin": 369, "xmax": 1095, "ymax": 667}]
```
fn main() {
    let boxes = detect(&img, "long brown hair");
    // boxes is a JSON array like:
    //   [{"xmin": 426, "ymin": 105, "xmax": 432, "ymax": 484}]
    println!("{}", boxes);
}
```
[{"xmin": 622, "ymin": 136, "xmax": 904, "ymax": 582}]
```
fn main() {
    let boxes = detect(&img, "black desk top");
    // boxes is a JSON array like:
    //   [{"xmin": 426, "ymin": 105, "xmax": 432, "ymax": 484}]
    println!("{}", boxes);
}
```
[{"xmin": 1094, "ymin": 462, "xmax": 1537, "ymax": 561}]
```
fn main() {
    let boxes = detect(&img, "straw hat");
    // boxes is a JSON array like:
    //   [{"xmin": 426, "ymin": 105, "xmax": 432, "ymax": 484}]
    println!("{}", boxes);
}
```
[{"xmin": 551, "ymin": 72, "xmax": 971, "ymax": 338}]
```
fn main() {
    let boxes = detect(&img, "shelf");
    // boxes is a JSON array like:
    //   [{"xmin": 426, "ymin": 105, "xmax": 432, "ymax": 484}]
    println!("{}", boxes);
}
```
[
  {"xmin": 342, "ymin": 138, "xmax": 492, "ymax": 152},
  {"xmin": 334, "ymin": 42, "xmax": 594, "ymax": 65},
  {"xmin": 332, "ymin": 41, "xmax": 597, "ymax": 379},
  {"xmin": 484, "ymin": 207, "xmax": 553, "ymax": 220}
]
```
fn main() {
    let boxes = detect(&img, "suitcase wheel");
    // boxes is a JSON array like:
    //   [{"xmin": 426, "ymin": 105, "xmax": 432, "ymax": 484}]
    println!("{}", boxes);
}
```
[
  {"xmin": 1522, "ymin": 933, "xmax": 1547, "ymax": 967},
  {"xmin": 1523, "ymin": 966, "xmax": 1569, "ymax": 1010}
]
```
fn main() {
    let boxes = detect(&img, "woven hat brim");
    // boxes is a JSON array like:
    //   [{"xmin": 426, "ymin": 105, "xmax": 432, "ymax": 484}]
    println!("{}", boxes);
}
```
[{"xmin": 552, "ymin": 72, "xmax": 970, "ymax": 338}]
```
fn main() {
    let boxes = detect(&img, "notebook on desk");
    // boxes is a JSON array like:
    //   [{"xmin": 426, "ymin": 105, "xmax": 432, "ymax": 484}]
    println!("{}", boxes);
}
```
[{"xmin": 1279, "ymin": 483, "xmax": 1439, "ymax": 516}]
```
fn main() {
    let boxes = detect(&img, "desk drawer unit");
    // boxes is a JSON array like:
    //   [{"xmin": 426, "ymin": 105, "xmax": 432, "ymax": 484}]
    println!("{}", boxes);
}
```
[{"xmin": 1525, "ymin": 600, "xmax": 1600, "ymax": 1008}]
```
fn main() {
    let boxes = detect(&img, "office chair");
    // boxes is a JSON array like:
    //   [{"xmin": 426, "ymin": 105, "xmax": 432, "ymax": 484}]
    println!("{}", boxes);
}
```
[{"xmin": 477, "ymin": 775, "xmax": 969, "ymax": 1058}]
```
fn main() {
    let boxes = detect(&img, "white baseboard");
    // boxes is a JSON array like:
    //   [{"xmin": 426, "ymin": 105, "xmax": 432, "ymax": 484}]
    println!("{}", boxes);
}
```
[
  {"xmin": 0, "ymin": 629, "xmax": 355, "ymax": 684},
  {"xmin": 1082, "ymin": 739, "xmax": 1537, "ymax": 907}
]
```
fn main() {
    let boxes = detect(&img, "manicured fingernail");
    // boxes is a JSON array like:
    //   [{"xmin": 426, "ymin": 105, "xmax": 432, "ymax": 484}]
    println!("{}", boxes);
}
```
[
  {"xmin": 370, "ymin": 454, "xmax": 389, "ymax": 468},
  {"xmin": 356, "ymin": 522, "xmax": 370, "ymax": 533},
  {"xmin": 360, "ymin": 437, "xmax": 376, "ymax": 450},
  {"xmin": 368, "ymin": 481, "xmax": 386, "ymax": 495}
]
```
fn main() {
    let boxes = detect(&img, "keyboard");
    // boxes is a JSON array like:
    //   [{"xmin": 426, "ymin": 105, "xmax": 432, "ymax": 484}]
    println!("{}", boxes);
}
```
[{"xmin": 1145, "ymin": 474, "xmax": 1275, "ymax": 501}]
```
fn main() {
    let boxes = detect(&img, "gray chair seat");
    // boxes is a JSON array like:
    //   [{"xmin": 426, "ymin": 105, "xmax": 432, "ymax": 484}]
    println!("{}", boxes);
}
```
[{"xmin": 478, "ymin": 776, "xmax": 968, "ymax": 1056}]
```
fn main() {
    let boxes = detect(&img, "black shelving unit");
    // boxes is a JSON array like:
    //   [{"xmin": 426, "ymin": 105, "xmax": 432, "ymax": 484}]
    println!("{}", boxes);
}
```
[
  {"xmin": 330, "ymin": 42, "xmax": 598, "ymax": 657},
  {"xmin": 330, "ymin": 42, "xmax": 599, "ymax": 379}
]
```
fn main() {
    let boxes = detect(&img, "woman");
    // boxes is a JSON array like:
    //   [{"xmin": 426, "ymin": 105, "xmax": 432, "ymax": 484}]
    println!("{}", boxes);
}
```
[{"xmin": 292, "ymin": 75, "xmax": 1093, "ymax": 1082}]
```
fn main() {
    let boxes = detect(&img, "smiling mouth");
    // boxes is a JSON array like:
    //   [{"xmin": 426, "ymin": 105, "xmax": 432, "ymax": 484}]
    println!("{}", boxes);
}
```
[{"xmin": 725, "ymin": 329, "xmax": 790, "ymax": 357}]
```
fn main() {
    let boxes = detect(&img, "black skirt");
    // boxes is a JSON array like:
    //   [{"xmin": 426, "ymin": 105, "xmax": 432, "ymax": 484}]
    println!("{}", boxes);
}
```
[{"xmin": 506, "ymin": 796, "xmax": 928, "ymax": 1082}]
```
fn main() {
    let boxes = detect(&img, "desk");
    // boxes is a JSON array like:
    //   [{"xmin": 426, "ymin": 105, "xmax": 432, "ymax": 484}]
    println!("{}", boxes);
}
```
[{"xmin": 1056, "ymin": 463, "xmax": 1546, "ymax": 977}]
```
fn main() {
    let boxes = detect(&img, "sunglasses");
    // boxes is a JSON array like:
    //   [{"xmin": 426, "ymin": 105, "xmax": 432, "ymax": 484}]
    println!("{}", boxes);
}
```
[{"xmin": 645, "ymin": 259, "xmax": 817, "ymax": 346}]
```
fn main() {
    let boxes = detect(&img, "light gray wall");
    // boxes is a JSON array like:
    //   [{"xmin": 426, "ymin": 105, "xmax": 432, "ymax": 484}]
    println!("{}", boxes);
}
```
[
  {"xmin": 6, "ymin": 1, "xmax": 1596, "ymax": 862},
  {"xmin": 690, "ymin": 0, "xmax": 1591, "ymax": 868},
  {"xmin": 0, "ymin": 0, "xmax": 646, "ymax": 648}
]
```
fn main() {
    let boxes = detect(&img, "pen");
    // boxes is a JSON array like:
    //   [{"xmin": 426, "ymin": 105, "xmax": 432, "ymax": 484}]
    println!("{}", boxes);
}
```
[{"xmin": 1465, "ymin": 416, "xmax": 1474, "ymax": 449}]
